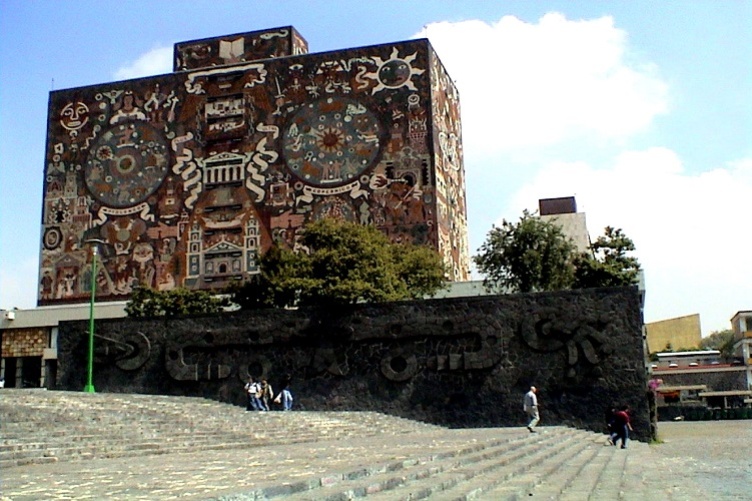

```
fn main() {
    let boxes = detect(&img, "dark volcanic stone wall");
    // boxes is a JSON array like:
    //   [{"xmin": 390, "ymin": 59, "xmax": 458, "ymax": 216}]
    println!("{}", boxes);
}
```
[{"xmin": 56, "ymin": 286, "xmax": 651, "ymax": 440}]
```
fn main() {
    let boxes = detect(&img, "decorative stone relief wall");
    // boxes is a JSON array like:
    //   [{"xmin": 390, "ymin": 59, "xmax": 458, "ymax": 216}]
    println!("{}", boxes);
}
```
[{"xmin": 55, "ymin": 287, "xmax": 651, "ymax": 440}]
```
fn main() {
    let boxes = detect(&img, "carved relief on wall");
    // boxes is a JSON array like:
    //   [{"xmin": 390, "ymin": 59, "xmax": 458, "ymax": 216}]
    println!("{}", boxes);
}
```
[{"xmin": 519, "ymin": 308, "xmax": 614, "ymax": 379}]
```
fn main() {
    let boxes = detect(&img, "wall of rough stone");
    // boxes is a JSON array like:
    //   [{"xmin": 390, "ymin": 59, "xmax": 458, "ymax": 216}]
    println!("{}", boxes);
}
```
[
  {"xmin": 657, "ymin": 370, "xmax": 747, "ymax": 392},
  {"xmin": 55, "ymin": 286, "xmax": 651, "ymax": 440}
]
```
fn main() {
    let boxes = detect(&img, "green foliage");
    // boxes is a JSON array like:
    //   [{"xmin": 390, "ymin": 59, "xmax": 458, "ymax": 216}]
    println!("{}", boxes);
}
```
[
  {"xmin": 699, "ymin": 329, "xmax": 736, "ymax": 359},
  {"xmin": 125, "ymin": 286, "xmax": 228, "ymax": 318},
  {"xmin": 228, "ymin": 218, "xmax": 447, "ymax": 308},
  {"xmin": 226, "ymin": 246, "xmax": 302, "ymax": 310},
  {"xmin": 474, "ymin": 212, "xmax": 641, "ymax": 294},
  {"xmin": 573, "ymin": 227, "xmax": 641, "ymax": 288},
  {"xmin": 391, "ymin": 243, "xmax": 447, "ymax": 299},
  {"xmin": 473, "ymin": 210, "xmax": 576, "ymax": 293}
]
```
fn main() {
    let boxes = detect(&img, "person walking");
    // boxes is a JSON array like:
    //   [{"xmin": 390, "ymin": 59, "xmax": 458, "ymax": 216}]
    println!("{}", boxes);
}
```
[
  {"xmin": 260, "ymin": 379, "xmax": 273, "ymax": 411},
  {"xmin": 613, "ymin": 405, "xmax": 633, "ymax": 448},
  {"xmin": 244, "ymin": 377, "xmax": 264, "ymax": 411},
  {"xmin": 274, "ymin": 374, "xmax": 292, "ymax": 411},
  {"xmin": 523, "ymin": 386, "xmax": 540, "ymax": 432},
  {"xmin": 243, "ymin": 377, "xmax": 257, "ymax": 411}
]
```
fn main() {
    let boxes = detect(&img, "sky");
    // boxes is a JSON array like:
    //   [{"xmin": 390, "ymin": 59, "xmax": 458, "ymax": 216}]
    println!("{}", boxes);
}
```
[{"xmin": 0, "ymin": 0, "xmax": 750, "ymax": 336}]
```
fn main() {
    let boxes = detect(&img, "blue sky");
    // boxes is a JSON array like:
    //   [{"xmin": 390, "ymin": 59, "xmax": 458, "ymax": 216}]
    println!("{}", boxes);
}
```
[{"xmin": 1, "ymin": 0, "xmax": 750, "ymax": 335}]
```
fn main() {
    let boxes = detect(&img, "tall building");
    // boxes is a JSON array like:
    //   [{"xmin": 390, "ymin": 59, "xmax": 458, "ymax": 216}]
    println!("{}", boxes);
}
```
[
  {"xmin": 38, "ymin": 26, "xmax": 469, "ymax": 305},
  {"xmin": 538, "ymin": 196, "xmax": 591, "ymax": 253}
]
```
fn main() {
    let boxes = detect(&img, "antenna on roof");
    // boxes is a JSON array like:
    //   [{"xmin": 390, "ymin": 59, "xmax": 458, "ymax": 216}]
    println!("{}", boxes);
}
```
[{"xmin": 51, "ymin": 78, "xmax": 55, "ymax": 91}]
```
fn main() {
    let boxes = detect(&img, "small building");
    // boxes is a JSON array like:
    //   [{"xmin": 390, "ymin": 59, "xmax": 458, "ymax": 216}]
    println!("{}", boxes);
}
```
[
  {"xmin": 655, "ymin": 384, "xmax": 707, "ymax": 406},
  {"xmin": 730, "ymin": 310, "xmax": 752, "ymax": 391},
  {"xmin": 698, "ymin": 390, "xmax": 752, "ymax": 410},
  {"xmin": 0, "ymin": 303, "xmax": 127, "ymax": 388},
  {"xmin": 655, "ymin": 350, "xmax": 720, "ymax": 369}
]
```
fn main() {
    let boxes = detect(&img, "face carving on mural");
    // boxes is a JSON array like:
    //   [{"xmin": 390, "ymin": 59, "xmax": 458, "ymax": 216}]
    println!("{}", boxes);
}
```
[
  {"xmin": 378, "ymin": 60, "xmax": 411, "ymax": 87},
  {"xmin": 60, "ymin": 101, "xmax": 89, "ymax": 131},
  {"xmin": 368, "ymin": 48, "xmax": 425, "ymax": 94}
]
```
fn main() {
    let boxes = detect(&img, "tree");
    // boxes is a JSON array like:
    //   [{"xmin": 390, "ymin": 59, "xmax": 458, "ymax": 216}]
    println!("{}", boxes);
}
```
[
  {"xmin": 475, "ymin": 210, "xmax": 642, "ymax": 294},
  {"xmin": 699, "ymin": 329, "xmax": 736, "ymax": 359},
  {"xmin": 226, "ymin": 245, "xmax": 303, "ymax": 310},
  {"xmin": 473, "ymin": 210, "xmax": 576, "ymax": 293},
  {"xmin": 572, "ymin": 226, "xmax": 641, "ymax": 288},
  {"xmin": 125, "ymin": 286, "xmax": 228, "ymax": 318},
  {"xmin": 229, "ymin": 218, "xmax": 447, "ymax": 308}
]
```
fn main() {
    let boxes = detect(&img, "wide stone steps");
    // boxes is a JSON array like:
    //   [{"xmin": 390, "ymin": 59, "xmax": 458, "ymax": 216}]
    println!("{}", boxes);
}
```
[
  {"xmin": 275, "ymin": 430, "xmax": 598, "ymax": 501},
  {"xmin": 0, "ymin": 389, "xmax": 441, "ymax": 468},
  {"xmin": 1, "ymin": 389, "xmax": 698, "ymax": 500}
]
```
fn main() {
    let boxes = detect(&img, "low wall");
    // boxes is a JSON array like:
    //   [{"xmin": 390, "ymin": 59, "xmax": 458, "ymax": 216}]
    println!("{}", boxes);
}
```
[
  {"xmin": 56, "ymin": 287, "xmax": 652, "ymax": 440},
  {"xmin": 656, "ymin": 369, "xmax": 747, "ymax": 392}
]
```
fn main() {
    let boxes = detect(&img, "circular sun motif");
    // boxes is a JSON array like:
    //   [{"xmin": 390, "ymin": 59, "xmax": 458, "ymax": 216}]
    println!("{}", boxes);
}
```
[
  {"xmin": 282, "ymin": 97, "xmax": 383, "ymax": 187},
  {"xmin": 378, "ymin": 59, "xmax": 411, "ymax": 87},
  {"xmin": 85, "ymin": 122, "xmax": 168, "ymax": 208},
  {"xmin": 369, "ymin": 47, "xmax": 425, "ymax": 94}
]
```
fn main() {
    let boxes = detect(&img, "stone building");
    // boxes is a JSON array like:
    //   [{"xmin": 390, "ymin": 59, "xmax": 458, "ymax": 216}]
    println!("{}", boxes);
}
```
[{"xmin": 38, "ymin": 26, "xmax": 470, "ymax": 307}]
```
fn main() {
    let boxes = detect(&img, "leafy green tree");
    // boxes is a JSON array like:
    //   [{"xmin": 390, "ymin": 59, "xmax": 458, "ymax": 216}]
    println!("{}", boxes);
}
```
[
  {"xmin": 226, "ymin": 245, "xmax": 303, "ymax": 310},
  {"xmin": 230, "ymin": 218, "xmax": 447, "ymax": 308},
  {"xmin": 699, "ymin": 329, "xmax": 736, "ymax": 359},
  {"xmin": 473, "ymin": 210, "xmax": 576, "ymax": 293},
  {"xmin": 573, "ymin": 226, "xmax": 641, "ymax": 288},
  {"xmin": 391, "ymin": 243, "xmax": 447, "ymax": 299},
  {"xmin": 125, "ymin": 286, "xmax": 228, "ymax": 318}
]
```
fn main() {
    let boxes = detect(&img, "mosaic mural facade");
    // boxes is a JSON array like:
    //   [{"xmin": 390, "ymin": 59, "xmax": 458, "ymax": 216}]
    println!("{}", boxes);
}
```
[{"xmin": 39, "ymin": 28, "xmax": 470, "ymax": 305}]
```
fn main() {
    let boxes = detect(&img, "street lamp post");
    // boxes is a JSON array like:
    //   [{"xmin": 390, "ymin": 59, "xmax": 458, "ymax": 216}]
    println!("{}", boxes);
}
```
[{"xmin": 84, "ymin": 244, "xmax": 98, "ymax": 393}]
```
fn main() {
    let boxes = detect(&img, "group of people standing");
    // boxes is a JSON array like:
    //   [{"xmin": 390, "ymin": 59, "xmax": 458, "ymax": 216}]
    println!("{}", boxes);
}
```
[
  {"xmin": 244, "ymin": 377, "xmax": 293, "ymax": 411},
  {"xmin": 523, "ymin": 385, "xmax": 633, "ymax": 448}
]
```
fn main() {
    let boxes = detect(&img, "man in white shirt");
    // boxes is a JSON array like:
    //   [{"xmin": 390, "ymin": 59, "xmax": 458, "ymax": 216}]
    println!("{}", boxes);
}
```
[{"xmin": 523, "ymin": 386, "xmax": 539, "ymax": 432}]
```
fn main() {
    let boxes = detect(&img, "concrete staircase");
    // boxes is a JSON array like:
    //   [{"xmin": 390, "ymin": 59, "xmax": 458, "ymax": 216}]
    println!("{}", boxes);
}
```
[{"xmin": 0, "ymin": 389, "xmax": 705, "ymax": 500}]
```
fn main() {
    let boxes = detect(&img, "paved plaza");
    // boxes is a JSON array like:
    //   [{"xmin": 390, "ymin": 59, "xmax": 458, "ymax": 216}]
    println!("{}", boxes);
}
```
[{"xmin": 653, "ymin": 420, "xmax": 751, "ymax": 500}]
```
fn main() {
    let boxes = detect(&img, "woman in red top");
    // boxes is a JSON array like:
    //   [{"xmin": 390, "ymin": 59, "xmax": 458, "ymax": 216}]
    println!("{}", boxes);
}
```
[{"xmin": 613, "ymin": 405, "xmax": 633, "ymax": 449}]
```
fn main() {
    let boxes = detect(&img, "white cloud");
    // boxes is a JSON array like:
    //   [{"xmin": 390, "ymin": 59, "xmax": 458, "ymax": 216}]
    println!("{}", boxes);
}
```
[
  {"xmin": 507, "ymin": 150, "xmax": 752, "ymax": 334},
  {"xmin": 415, "ymin": 13, "xmax": 669, "ymax": 155},
  {"xmin": 113, "ymin": 46, "xmax": 173, "ymax": 81},
  {"xmin": 419, "ymin": 13, "xmax": 747, "ymax": 335}
]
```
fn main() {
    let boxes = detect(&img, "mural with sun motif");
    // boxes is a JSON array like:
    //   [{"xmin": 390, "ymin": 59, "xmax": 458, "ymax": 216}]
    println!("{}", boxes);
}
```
[{"xmin": 38, "ymin": 26, "xmax": 469, "ymax": 305}]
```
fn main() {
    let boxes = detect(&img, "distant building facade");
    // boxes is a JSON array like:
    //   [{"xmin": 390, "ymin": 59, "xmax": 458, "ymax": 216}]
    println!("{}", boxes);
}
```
[
  {"xmin": 539, "ymin": 196, "xmax": 590, "ymax": 253},
  {"xmin": 730, "ymin": 310, "xmax": 752, "ymax": 395},
  {"xmin": 645, "ymin": 314, "xmax": 702, "ymax": 354},
  {"xmin": 38, "ymin": 26, "xmax": 469, "ymax": 306}
]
